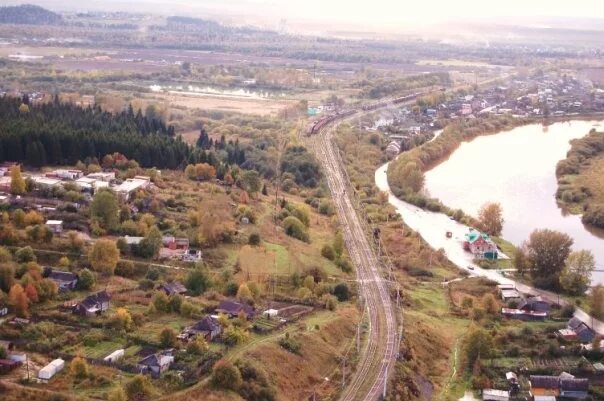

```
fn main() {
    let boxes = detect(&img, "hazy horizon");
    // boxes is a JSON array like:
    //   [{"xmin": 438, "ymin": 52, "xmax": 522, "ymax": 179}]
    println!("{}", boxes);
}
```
[{"xmin": 3, "ymin": 0, "xmax": 604, "ymax": 35}]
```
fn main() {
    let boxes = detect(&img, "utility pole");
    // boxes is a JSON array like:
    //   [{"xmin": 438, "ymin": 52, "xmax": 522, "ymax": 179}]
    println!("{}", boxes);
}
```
[
  {"xmin": 342, "ymin": 357, "xmax": 346, "ymax": 389},
  {"xmin": 356, "ymin": 323, "xmax": 361, "ymax": 353}
]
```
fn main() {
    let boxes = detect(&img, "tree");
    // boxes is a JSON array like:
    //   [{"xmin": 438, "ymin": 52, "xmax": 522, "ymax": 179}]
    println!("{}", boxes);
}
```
[
  {"xmin": 526, "ymin": 229, "xmax": 573, "ymax": 290},
  {"xmin": 185, "ymin": 264, "xmax": 211, "ymax": 296},
  {"xmin": 159, "ymin": 327, "xmax": 177, "ymax": 348},
  {"xmin": 241, "ymin": 170, "xmax": 262, "ymax": 195},
  {"xmin": 8, "ymin": 283, "xmax": 29, "ymax": 318},
  {"xmin": 15, "ymin": 246, "xmax": 36, "ymax": 263},
  {"xmin": 399, "ymin": 162, "xmax": 424, "ymax": 193},
  {"xmin": 152, "ymin": 291, "xmax": 169, "ymax": 313},
  {"xmin": 9, "ymin": 165, "xmax": 25, "ymax": 195},
  {"xmin": 0, "ymin": 264, "xmax": 14, "ymax": 293},
  {"xmin": 89, "ymin": 239, "xmax": 120, "ymax": 275},
  {"xmin": 321, "ymin": 244, "xmax": 335, "ymax": 260},
  {"xmin": 590, "ymin": 285, "xmax": 604, "ymax": 320},
  {"xmin": 463, "ymin": 327, "xmax": 493, "ymax": 368},
  {"xmin": 112, "ymin": 308, "xmax": 134, "ymax": 331},
  {"xmin": 333, "ymin": 232, "xmax": 344, "ymax": 257},
  {"xmin": 137, "ymin": 226, "xmax": 162, "ymax": 258},
  {"xmin": 513, "ymin": 243, "xmax": 529, "ymax": 276},
  {"xmin": 24, "ymin": 283, "xmax": 38, "ymax": 303},
  {"xmin": 91, "ymin": 188, "xmax": 119, "ymax": 231},
  {"xmin": 78, "ymin": 268, "xmax": 96, "ymax": 290},
  {"xmin": 478, "ymin": 202, "xmax": 504, "ymax": 236},
  {"xmin": 303, "ymin": 275, "xmax": 315, "ymax": 291},
  {"xmin": 481, "ymin": 293, "xmax": 498, "ymax": 314},
  {"xmin": 124, "ymin": 374, "xmax": 154, "ymax": 401},
  {"xmin": 237, "ymin": 283, "xmax": 253, "ymax": 303},
  {"xmin": 333, "ymin": 283, "xmax": 350, "ymax": 302},
  {"xmin": 211, "ymin": 359, "xmax": 242, "ymax": 391},
  {"xmin": 186, "ymin": 334, "xmax": 208, "ymax": 355},
  {"xmin": 70, "ymin": 356, "xmax": 89, "ymax": 379},
  {"xmin": 560, "ymin": 250, "xmax": 595, "ymax": 295},
  {"xmin": 248, "ymin": 232, "xmax": 261, "ymax": 246}
]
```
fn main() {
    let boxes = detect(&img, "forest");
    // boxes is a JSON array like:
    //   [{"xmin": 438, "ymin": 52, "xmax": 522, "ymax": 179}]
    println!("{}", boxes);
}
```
[{"xmin": 0, "ymin": 95, "xmax": 191, "ymax": 169}]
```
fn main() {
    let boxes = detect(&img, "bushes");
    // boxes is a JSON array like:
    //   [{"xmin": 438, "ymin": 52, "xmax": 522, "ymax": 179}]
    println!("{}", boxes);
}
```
[
  {"xmin": 278, "ymin": 333, "xmax": 301, "ymax": 355},
  {"xmin": 321, "ymin": 244, "xmax": 335, "ymax": 260},
  {"xmin": 282, "ymin": 216, "xmax": 309, "ymax": 242}
]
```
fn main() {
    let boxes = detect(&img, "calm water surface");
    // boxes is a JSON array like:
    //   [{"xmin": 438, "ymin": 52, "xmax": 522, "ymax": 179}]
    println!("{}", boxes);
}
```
[{"xmin": 424, "ymin": 120, "xmax": 604, "ymax": 284}]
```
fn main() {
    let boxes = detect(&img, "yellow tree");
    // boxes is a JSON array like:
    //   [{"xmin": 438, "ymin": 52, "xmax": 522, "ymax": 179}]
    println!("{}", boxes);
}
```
[
  {"xmin": 89, "ymin": 239, "xmax": 120, "ymax": 275},
  {"xmin": 478, "ymin": 202, "xmax": 504, "ymax": 236},
  {"xmin": 10, "ymin": 166, "xmax": 26, "ymax": 195}
]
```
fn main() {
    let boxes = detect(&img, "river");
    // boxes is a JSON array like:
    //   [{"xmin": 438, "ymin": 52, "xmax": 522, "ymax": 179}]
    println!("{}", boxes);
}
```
[{"xmin": 422, "ymin": 120, "xmax": 604, "ymax": 284}]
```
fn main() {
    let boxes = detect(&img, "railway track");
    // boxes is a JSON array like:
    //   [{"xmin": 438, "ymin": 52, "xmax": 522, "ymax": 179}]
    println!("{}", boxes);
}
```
[{"xmin": 307, "ymin": 117, "xmax": 398, "ymax": 401}]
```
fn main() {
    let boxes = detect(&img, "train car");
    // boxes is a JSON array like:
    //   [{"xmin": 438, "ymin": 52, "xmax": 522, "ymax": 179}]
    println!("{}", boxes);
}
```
[{"xmin": 306, "ymin": 109, "xmax": 359, "ymax": 136}]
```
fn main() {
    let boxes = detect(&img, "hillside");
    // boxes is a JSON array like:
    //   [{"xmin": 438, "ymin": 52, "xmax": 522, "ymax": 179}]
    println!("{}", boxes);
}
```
[{"xmin": 0, "ymin": 4, "xmax": 63, "ymax": 25}]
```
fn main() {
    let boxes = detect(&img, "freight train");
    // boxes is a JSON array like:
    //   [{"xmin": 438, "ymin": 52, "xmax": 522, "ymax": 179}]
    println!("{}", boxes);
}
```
[{"xmin": 307, "ymin": 92, "xmax": 424, "ymax": 136}]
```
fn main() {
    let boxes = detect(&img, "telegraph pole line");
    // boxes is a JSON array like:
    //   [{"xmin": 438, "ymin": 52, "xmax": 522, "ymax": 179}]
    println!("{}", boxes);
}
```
[{"xmin": 342, "ymin": 357, "xmax": 346, "ymax": 389}]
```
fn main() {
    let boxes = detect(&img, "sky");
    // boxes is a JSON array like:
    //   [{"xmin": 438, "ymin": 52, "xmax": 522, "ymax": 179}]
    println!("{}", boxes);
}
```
[{"xmin": 10, "ymin": 0, "xmax": 604, "ymax": 32}]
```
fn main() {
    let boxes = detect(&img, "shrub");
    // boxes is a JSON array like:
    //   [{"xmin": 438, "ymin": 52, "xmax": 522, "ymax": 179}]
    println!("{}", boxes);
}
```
[
  {"xmin": 248, "ymin": 233, "xmax": 261, "ymax": 246},
  {"xmin": 282, "ymin": 216, "xmax": 309, "ymax": 242},
  {"xmin": 211, "ymin": 360, "xmax": 242, "ymax": 391},
  {"xmin": 279, "ymin": 333, "xmax": 301, "ymax": 354},
  {"xmin": 333, "ymin": 283, "xmax": 351, "ymax": 301},
  {"xmin": 321, "ymin": 244, "xmax": 335, "ymax": 260}
]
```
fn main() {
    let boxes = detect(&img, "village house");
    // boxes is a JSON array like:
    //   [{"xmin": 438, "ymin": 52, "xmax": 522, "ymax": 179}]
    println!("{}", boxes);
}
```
[
  {"xmin": 182, "ymin": 248, "xmax": 203, "ymax": 262},
  {"xmin": 497, "ymin": 284, "xmax": 521, "ymax": 303},
  {"xmin": 529, "ymin": 374, "xmax": 589, "ymax": 400},
  {"xmin": 47, "ymin": 169, "xmax": 83, "ymax": 180},
  {"xmin": 45, "ymin": 220, "xmax": 63, "ymax": 234},
  {"xmin": 518, "ymin": 296, "xmax": 551, "ymax": 315},
  {"xmin": 74, "ymin": 291, "xmax": 111, "ymax": 316},
  {"xmin": 463, "ymin": 229, "xmax": 498, "ymax": 260},
  {"xmin": 560, "ymin": 378, "xmax": 589, "ymax": 399},
  {"xmin": 182, "ymin": 316, "xmax": 223, "ymax": 342},
  {"xmin": 216, "ymin": 300, "xmax": 255, "ymax": 319},
  {"xmin": 137, "ymin": 351, "xmax": 174, "ymax": 378},
  {"xmin": 529, "ymin": 376, "xmax": 560, "ymax": 398},
  {"xmin": 0, "ymin": 302, "xmax": 7, "ymax": 317},
  {"xmin": 559, "ymin": 317, "xmax": 596, "ymax": 343},
  {"xmin": 159, "ymin": 281, "xmax": 187, "ymax": 296},
  {"xmin": 47, "ymin": 269, "xmax": 78, "ymax": 291}
]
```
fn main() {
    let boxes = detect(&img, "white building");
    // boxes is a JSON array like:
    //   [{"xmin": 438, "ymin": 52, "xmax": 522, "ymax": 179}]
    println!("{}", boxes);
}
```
[
  {"xmin": 87, "ymin": 172, "xmax": 116, "ymax": 182},
  {"xmin": 113, "ymin": 176, "xmax": 150, "ymax": 200},
  {"xmin": 38, "ymin": 358, "xmax": 65, "ymax": 380},
  {"xmin": 104, "ymin": 349, "xmax": 125, "ymax": 363},
  {"xmin": 31, "ymin": 176, "xmax": 62, "ymax": 189},
  {"xmin": 45, "ymin": 220, "xmax": 63, "ymax": 234}
]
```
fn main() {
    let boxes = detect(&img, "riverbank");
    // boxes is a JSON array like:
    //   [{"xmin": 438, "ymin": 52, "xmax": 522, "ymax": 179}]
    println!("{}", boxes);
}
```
[
  {"xmin": 376, "ymin": 161, "xmax": 604, "ymax": 335},
  {"xmin": 556, "ymin": 127, "xmax": 604, "ymax": 229},
  {"xmin": 386, "ymin": 115, "xmax": 530, "ymax": 225}
]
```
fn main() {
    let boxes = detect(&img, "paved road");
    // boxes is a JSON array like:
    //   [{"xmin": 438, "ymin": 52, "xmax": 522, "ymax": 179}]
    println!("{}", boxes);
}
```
[
  {"xmin": 375, "ymin": 162, "xmax": 604, "ymax": 335},
  {"xmin": 308, "ymin": 122, "xmax": 398, "ymax": 401}
]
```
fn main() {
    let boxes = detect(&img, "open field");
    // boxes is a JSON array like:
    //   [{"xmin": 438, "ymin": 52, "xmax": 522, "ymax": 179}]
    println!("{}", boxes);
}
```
[{"xmin": 147, "ymin": 92, "xmax": 295, "ymax": 115}]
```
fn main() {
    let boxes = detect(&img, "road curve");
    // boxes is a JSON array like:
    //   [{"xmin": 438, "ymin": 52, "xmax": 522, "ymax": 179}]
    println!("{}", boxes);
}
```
[{"xmin": 307, "ymin": 122, "xmax": 398, "ymax": 401}]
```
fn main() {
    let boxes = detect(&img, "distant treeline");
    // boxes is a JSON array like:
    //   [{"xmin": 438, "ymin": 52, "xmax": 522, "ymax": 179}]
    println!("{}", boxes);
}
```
[
  {"xmin": 0, "ymin": 4, "xmax": 63, "ymax": 25},
  {"xmin": 361, "ymin": 73, "xmax": 451, "ymax": 99},
  {"xmin": 556, "ymin": 129, "xmax": 604, "ymax": 228}
]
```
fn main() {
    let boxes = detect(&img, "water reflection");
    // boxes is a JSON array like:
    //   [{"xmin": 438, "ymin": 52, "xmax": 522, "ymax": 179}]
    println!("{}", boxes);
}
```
[{"xmin": 425, "ymin": 120, "xmax": 604, "ymax": 284}]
